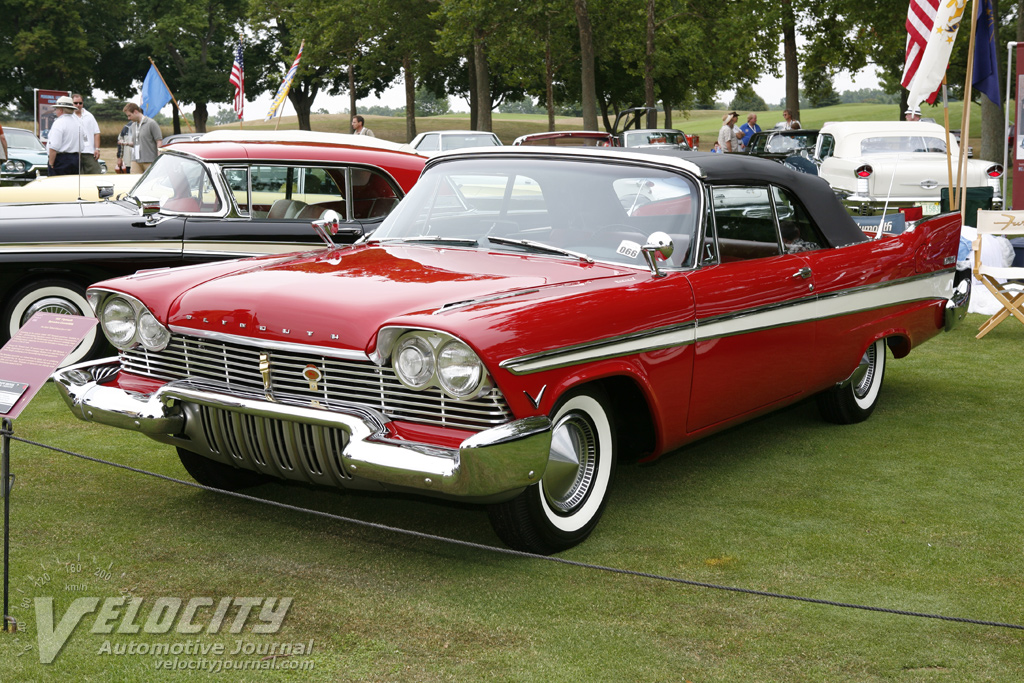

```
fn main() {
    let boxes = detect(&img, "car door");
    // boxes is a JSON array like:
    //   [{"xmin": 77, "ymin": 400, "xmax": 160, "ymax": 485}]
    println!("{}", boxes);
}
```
[{"xmin": 685, "ymin": 184, "xmax": 820, "ymax": 433}]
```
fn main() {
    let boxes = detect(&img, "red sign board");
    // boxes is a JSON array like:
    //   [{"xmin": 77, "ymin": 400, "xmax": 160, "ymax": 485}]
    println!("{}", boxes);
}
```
[
  {"xmin": 0, "ymin": 313, "xmax": 97, "ymax": 420},
  {"xmin": 34, "ymin": 88, "xmax": 71, "ymax": 144}
]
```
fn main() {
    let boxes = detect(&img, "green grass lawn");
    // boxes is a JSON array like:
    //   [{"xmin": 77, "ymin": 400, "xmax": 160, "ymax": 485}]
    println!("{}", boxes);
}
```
[{"xmin": 0, "ymin": 314, "xmax": 1022, "ymax": 680}]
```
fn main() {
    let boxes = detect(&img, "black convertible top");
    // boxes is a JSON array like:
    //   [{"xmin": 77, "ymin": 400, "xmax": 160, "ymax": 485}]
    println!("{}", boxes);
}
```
[{"xmin": 634, "ymin": 150, "xmax": 869, "ymax": 247}]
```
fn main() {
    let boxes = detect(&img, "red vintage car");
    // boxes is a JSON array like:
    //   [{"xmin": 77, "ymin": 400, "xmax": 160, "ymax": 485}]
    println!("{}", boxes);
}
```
[{"xmin": 54, "ymin": 149, "xmax": 969, "ymax": 554}]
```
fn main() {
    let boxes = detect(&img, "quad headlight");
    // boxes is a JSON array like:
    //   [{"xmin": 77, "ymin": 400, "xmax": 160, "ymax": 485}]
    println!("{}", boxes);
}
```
[
  {"xmin": 388, "ymin": 330, "xmax": 489, "ymax": 400},
  {"xmin": 92, "ymin": 291, "xmax": 171, "ymax": 352}
]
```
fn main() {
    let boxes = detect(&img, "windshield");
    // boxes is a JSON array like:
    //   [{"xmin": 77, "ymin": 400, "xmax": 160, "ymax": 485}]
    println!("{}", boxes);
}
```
[
  {"xmin": 860, "ymin": 135, "xmax": 947, "ymax": 154},
  {"xmin": 6, "ymin": 129, "xmax": 45, "ymax": 151},
  {"xmin": 131, "ymin": 154, "xmax": 222, "ymax": 213},
  {"xmin": 622, "ymin": 131, "xmax": 689, "ymax": 149},
  {"xmin": 441, "ymin": 134, "xmax": 500, "ymax": 150},
  {"xmin": 373, "ymin": 157, "xmax": 701, "ymax": 269}
]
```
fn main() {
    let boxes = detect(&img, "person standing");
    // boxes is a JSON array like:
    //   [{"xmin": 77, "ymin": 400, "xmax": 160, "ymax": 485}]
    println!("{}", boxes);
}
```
[
  {"xmin": 738, "ymin": 113, "xmax": 761, "ymax": 148},
  {"xmin": 116, "ymin": 121, "xmax": 132, "ymax": 173},
  {"xmin": 776, "ymin": 109, "xmax": 800, "ymax": 130},
  {"xmin": 718, "ymin": 111, "xmax": 738, "ymax": 153},
  {"xmin": 351, "ymin": 115, "xmax": 374, "ymax": 137},
  {"xmin": 46, "ymin": 95, "xmax": 85, "ymax": 176},
  {"xmin": 72, "ymin": 93, "xmax": 102, "ymax": 174},
  {"xmin": 0, "ymin": 122, "xmax": 7, "ymax": 163},
  {"xmin": 904, "ymin": 108, "xmax": 921, "ymax": 122},
  {"xmin": 121, "ymin": 102, "xmax": 163, "ymax": 174}
]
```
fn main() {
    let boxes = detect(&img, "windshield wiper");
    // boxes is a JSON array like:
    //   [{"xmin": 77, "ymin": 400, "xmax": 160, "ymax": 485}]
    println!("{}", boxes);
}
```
[
  {"xmin": 382, "ymin": 236, "xmax": 479, "ymax": 246},
  {"xmin": 487, "ymin": 236, "xmax": 593, "ymax": 263}
]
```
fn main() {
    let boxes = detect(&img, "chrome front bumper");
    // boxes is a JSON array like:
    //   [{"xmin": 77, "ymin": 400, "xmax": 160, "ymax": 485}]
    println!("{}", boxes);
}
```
[
  {"xmin": 944, "ymin": 275, "xmax": 971, "ymax": 332},
  {"xmin": 53, "ymin": 359, "xmax": 552, "ymax": 501}
]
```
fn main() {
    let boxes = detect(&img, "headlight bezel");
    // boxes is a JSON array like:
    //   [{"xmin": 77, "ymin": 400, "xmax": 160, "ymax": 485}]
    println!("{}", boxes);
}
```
[
  {"xmin": 383, "ymin": 328, "xmax": 491, "ymax": 400},
  {"xmin": 89, "ymin": 289, "xmax": 171, "ymax": 352}
]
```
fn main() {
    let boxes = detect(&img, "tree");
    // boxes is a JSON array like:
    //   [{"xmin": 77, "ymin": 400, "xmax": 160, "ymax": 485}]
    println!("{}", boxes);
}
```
[
  {"xmin": 732, "ymin": 85, "xmax": 768, "ymax": 111},
  {"xmin": 414, "ymin": 87, "xmax": 452, "ymax": 117}
]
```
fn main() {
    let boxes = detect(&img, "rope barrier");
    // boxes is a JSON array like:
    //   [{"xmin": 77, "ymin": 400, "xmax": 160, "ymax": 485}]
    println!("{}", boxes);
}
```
[{"xmin": 7, "ymin": 429, "xmax": 1024, "ymax": 632}]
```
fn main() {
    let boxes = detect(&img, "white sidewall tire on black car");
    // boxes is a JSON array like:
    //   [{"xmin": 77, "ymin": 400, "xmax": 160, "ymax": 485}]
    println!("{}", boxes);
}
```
[
  {"xmin": 2, "ymin": 280, "xmax": 104, "ymax": 367},
  {"xmin": 488, "ymin": 389, "xmax": 617, "ymax": 554},
  {"xmin": 817, "ymin": 338, "xmax": 887, "ymax": 425}
]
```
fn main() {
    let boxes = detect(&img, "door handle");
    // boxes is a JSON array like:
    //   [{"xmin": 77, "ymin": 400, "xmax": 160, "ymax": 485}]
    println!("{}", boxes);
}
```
[{"xmin": 792, "ymin": 266, "xmax": 812, "ymax": 280}]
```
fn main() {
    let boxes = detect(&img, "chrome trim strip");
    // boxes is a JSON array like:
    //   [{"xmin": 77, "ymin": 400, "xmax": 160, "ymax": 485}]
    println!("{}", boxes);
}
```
[
  {"xmin": 166, "ymin": 326, "xmax": 370, "ymax": 361},
  {"xmin": 0, "ymin": 242, "xmax": 182, "ymax": 254},
  {"xmin": 500, "ymin": 270, "xmax": 953, "ymax": 375},
  {"xmin": 434, "ymin": 288, "xmax": 541, "ymax": 315}
]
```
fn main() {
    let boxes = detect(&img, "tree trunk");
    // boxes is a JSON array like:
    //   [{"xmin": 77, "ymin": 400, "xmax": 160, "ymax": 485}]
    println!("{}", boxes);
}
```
[
  {"xmin": 348, "ymin": 63, "xmax": 357, "ymax": 131},
  {"xmin": 194, "ymin": 102, "xmax": 209, "ymax": 133},
  {"xmin": 287, "ymin": 82, "xmax": 317, "ymax": 131},
  {"xmin": 664, "ymin": 102, "xmax": 672, "ymax": 129},
  {"xmin": 782, "ymin": 0, "xmax": 800, "ymax": 121},
  {"xmin": 645, "ymin": 0, "xmax": 657, "ymax": 128},
  {"xmin": 546, "ymin": 33, "xmax": 556, "ymax": 132},
  {"xmin": 474, "ymin": 29, "xmax": 492, "ymax": 131},
  {"xmin": 468, "ymin": 50, "xmax": 478, "ymax": 130},
  {"xmin": 172, "ymin": 106, "xmax": 181, "ymax": 135},
  {"xmin": 575, "ymin": 0, "xmax": 599, "ymax": 130},
  {"xmin": 404, "ymin": 55, "xmax": 416, "ymax": 142}
]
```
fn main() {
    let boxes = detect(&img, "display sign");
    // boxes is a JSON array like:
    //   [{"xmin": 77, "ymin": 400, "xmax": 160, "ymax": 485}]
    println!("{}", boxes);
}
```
[
  {"xmin": 851, "ymin": 213, "xmax": 907, "ymax": 236},
  {"xmin": 0, "ymin": 313, "xmax": 97, "ymax": 420},
  {"xmin": 33, "ymin": 88, "xmax": 70, "ymax": 143},
  {"xmin": 1014, "ymin": 47, "xmax": 1024, "ymax": 209}
]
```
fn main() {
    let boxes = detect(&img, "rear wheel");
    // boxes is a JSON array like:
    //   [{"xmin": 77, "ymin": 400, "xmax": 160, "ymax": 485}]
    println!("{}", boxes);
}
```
[
  {"xmin": 817, "ymin": 338, "xmax": 887, "ymax": 424},
  {"xmin": 2, "ymin": 279, "xmax": 106, "ymax": 367},
  {"xmin": 176, "ymin": 448, "xmax": 266, "ymax": 490},
  {"xmin": 488, "ymin": 389, "xmax": 617, "ymax": 554}
]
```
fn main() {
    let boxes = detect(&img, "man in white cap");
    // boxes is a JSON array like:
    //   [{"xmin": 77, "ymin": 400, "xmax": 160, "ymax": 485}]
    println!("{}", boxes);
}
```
[
  {"xmin": 46, "ymin": 95, "xmax": 86, "ymax": 176},
  {"xmin": 904, "ymin": 108, "xmax": 921, "ymax": 122}
]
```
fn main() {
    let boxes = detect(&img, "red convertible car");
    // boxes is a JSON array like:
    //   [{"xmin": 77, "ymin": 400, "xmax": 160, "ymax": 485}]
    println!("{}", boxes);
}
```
[{"xmin": 54, "ymin": 149, "xmax": 969, "ymax": 554}]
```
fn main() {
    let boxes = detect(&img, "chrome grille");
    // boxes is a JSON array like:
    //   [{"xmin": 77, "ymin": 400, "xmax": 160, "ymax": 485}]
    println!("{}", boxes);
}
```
[{"xmin": 121, "ymin": 336, "xmax": 512, "ymax": 431}]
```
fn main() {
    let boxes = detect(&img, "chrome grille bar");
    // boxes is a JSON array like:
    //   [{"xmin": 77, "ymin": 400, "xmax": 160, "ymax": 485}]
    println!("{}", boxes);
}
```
[{"xmin": 122, "ymin": 336, "xmax": 512, "ymax": 431}]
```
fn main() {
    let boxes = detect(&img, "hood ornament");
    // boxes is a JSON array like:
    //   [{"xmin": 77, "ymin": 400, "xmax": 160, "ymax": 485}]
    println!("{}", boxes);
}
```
[{"xmin": 311, "ymin": 210, "xmax": 342, "ymax": 248}]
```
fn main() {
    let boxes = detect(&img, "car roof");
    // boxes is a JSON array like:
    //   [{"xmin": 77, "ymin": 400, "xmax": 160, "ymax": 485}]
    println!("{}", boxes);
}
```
[
  {"xmin": 427, "ymin": 147, "xmax": 868, "ymax": 247},
  {"xmin": 200, "ymin": 129, "xmax": 420, "ymax": 154}
]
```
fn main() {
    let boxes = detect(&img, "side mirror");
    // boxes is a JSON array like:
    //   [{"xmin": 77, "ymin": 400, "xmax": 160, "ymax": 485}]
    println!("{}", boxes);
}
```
[
  {"xmin": 97, "ymin": 185, "xmax": 114, "ymax": 200},
  {"xmin": 312, "ymin": 209, "xmax": 341, "ymax": 248},
  {"xmin": 641, "ymin": 231, "xmax": 674, "ymax": 277}
]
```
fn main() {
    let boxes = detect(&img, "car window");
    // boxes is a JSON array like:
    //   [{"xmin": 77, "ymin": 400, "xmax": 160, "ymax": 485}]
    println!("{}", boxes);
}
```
[
  {"xmin": 416, "ymin": 134, "xmax": 439, "ymax": 151},
  {"xmin": 860, "ymin": 136, "xmax": 947, "ymax": 154},
  {"xmin": 222, "ymin": 167, "xmax": 250, "ymax": 216},
  {"xmin": 132, "ymin": 154, "xmax": 222, "ymax": 214},
  {"xmin": 374, "ymin": 157, "xmax": 700, "ymax": 268},
  {"xmin": 6, "ymin": 129, "xmax": 44, "ymax": 151},
  {"xmin": 772, "ymin": 186, "xmax": 825, "ymax": 253},
  {"xmin": 440, "ymin": 134, "xmax": 500, "ymax": 150},
  {"xmin": 747, "ymin": 134, "xmax": 768, "ymax": 155},
  {"xmin": 817, "ymin": 134, "xmax": 835, "ymax": 160},
  {"xmin": 351, "ymin": 167, "xmax": 401, "ymax": 220},
  {"xmin": 711, "ymin": 186, "xmax": 781, "ymax": 261},
  {"xmin": 250, "ymin": 165, "xmax": 348, "ymax": 221}
]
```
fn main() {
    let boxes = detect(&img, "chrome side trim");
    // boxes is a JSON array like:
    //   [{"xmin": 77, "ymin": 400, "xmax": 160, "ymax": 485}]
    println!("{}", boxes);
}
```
[
  {"xmin": 500, "ymin": 270, "xmax": 953, "ymax": 375},
  {"xmin": 165, "ymin": 326, "xmax": 370, "ymax": 362}
]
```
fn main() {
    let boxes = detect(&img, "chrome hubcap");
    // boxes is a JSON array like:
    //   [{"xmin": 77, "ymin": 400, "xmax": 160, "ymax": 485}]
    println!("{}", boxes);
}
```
[
  {"xmin": 20, "ymin": 296, "xmax": 84, "ymax": 326},
  {"xmin": 853, "ymin": 343, "xmax": 877, "ymax": 399},
  {"xmin": 543, "ymin": 412, "xmax": 597, "ymax": 514}
]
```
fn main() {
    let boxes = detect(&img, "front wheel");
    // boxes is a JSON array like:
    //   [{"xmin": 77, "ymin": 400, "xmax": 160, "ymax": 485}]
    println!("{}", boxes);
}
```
[
  {"xmin": 816, "ymin": 338, "xmax": 887, "ymax": 424},
  {"xmin": 488, "ymin": 389, "xmax": 617, "ymax": 554},
  {"xmin": 2, "ymin": 279, "xmax": 107, "ymax": 367}
]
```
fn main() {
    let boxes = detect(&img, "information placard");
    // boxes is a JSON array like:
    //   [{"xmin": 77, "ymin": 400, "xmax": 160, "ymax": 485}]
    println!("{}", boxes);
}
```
[{"xmin": 0, "ymin": 313, "xmax": 98, "ymax": 420}]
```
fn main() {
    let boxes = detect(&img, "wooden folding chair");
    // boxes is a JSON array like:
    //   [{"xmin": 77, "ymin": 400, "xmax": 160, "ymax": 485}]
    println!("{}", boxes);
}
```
[{"xmin": 974, "ymin": 210, "xmax": 1024, "ymax": 338}]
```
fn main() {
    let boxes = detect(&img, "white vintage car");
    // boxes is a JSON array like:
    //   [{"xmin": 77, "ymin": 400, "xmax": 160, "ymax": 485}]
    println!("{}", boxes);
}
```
[{"xmin": 814, "ymin": 121, "xmax": 1003, "ymax": 217}]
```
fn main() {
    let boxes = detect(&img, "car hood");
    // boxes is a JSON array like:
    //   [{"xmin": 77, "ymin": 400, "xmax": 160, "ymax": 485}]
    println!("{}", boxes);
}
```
[{"xmin": 165, "ymin": 242, "xmax": 639, "ymax": 353}]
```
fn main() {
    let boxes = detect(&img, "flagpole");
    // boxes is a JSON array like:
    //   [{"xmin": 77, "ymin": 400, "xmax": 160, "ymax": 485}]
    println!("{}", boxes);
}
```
[
  {"xmin": 148, "ymin": 57, "xmax": 194, "ymax": 133},
  {"xmin": 942, "ymin": 78, "xmax": 954, "ymax": 210},
  {"xmin": 957, "ymin": 0, "xmax": 981, "ymax": 218}
]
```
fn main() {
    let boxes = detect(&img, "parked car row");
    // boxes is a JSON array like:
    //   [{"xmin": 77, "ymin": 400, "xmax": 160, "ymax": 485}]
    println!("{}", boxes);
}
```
[{"xmin": 45, "ymin": 144, "xmax": 968, "ymax": 554}]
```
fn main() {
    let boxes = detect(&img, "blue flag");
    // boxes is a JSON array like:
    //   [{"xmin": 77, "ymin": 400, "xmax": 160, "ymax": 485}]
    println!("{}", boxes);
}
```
[
  {"xmin": 973, "ymin": 0, "xmax": 1001, "ymax": 104},
  {"xmin": 141, "ymin": 64, "xmax": 173, "ymax": 117}
]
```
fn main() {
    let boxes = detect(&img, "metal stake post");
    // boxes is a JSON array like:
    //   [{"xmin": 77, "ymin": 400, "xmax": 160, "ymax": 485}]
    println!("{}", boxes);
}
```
[{"xmin": 2, "ymin": 417, "xmax": 11, "ymax": 632}]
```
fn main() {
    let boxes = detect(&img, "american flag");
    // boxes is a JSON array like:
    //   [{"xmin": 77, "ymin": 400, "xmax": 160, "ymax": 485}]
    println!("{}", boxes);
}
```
[
  {"xmin": 229, "ymin": 39, "xmax": 244, "ymax": 119},
  {"xmin": 901, "ymin": 0, "xmax": 940, "ymax": 94}
]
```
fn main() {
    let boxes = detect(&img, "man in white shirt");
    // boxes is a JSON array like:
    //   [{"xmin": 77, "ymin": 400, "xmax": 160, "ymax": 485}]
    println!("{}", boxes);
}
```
[
  {"xmin": 46, "ymin": 95, "xmax": 86, "ymax": 176},
  {"xmin": 72, "ymin": 93, "xmax": 102, "ymax": 173}
]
